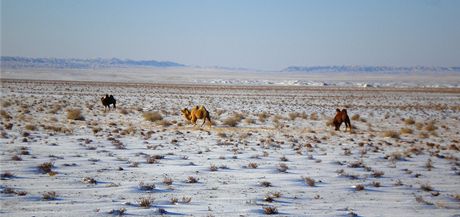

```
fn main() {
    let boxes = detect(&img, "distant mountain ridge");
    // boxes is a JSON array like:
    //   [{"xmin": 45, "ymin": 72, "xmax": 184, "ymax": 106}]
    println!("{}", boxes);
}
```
[
  {"xmin": 1, "ymin": 56, "xmax": 185, "ymax": 69},
  {"xmin": 283, "ymin": 65, "xmax": 460, "ymax": 73}
]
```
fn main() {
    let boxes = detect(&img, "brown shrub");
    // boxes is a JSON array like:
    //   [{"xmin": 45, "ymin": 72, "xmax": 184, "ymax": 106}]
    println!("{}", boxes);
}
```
[
  {"xmin": 383, "ymin": 130, "xmax": 400, "ymax": 139},
  {"xmin": 404, "ymin": 117, "xmax": 416, "ymax": 125},
  {"xmin": 400, "ymin": 128, "xmax": 413, "ymax": 134},
  {"xmin": 143, "ymin": 111, "xmax": 163, "ymax": 122},
  {"xmin": 351, "ymin": 114, "xmax": 360, "ymax": 121},
  {"xmin": 66, "ymin": 109, "xmax": 84, "ymax": 120}
]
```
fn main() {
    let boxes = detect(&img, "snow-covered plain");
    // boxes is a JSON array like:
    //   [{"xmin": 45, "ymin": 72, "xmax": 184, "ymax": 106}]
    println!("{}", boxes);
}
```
[{"xmin": 1, "ymin": 79, "xmax": 460, "ymax": 217}]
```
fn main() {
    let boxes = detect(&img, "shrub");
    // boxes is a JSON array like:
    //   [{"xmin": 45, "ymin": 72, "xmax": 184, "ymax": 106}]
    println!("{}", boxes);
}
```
[
  {"xmin": 420, "ymin": 183, "xmax": 433, "ymax": 191},
  {"xmin": 351, "ymin": 114, "xmax": 360, "ymax": 121},
  {"xmin": 42, "ymin": 191, "xmax": 57, "ymax": 200},
  {"xmin": 383, "ymin": 130, "xmax": 400, "ymax": 139},
  {"xmin": 139, "ymin": 182, "xmax": 155, "ymax": 191},
  {"xmin": 303, "ymin": 176, "xmax": 315, "ymax": 187},
  {"xmin": 181, "ymin": 196, "xmax": 192, "ymax": 203},
  {"xmin": 108, "ymin": 208, "xmax": 127, "ymax": 216},
  {"xmin": 372, "ymin": 170, "xmax": 385, "ymax": 178},
  {"xmin": 277, "ymin": 163, "xmax": 288, "ymax": 173},
  {"xmin": 1, "ymin": 171, "xmax": 14, "ymax": 180},
  {"xmin": 310, "ymin": 112, "xmax": 319, "ymax": 120},
  {"xmin": 143, "ymin": 111, "xmax": 163, "ymax": 122},
  {"xmin": 404, "ymin": 117, "xmax": 416, "ymax": 125},
  {"xmin": 24, "ymin": 124, "xmax": 37, "ymax": 131},
  {"xmin": 82, "ymin": 177, "xmax": 97, "ymax": 184},
  {"xmin": 66, "ymin": 109, "xmax": 84, "ymax": 120},
  {"xmin": 138, "ymin": 196, "xmax": 154, "ymax": 208},
  {"xmin": 209, "ymin": 164, "xmax": 218, "ymax": 172},
  {"xmin": 288, "ymin": 112, "xmax": 299, "ymax": 120},
  {"xmin": 263, "ymin": 206, "xmax": 278, "ymax": 215},
  {"xmin": 223, "ymin": 116, "xmax": 241, "ymax": 127},
  {"xmin": 258, "ymin": 112, "xmax": 269, "ymax": 122},
  {"xmin": 354, "ymin": 184, "xmax": 365, "ymax": 191},
  {"xmin": 400, "ymin": 128, "xmax": 413, "ymax": 134},
  {"xmin": 38, "ymin": 162, "xmax": 54, "ymax": 174},
  {"xmin": 425, "ymin": 121, "xmax": 437, "ymax": 132},
  {"xmin": 186, "ymin": 176, "xmax": 198, "ymax": 183},
  {"xmin": 163, "ymin": 177, "xmax": 173, "ymax": 185},
  {"xmin": 248, "ymin": 162, "xmax": 258, "ymax": 169},
  {"xmin": 260, "ymin": 181, "xmax": 272, "ymax": 187}
]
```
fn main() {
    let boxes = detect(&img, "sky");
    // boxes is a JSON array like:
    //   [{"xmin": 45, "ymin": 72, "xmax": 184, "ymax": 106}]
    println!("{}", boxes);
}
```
[{"xmin": 1, "ymin": 0, "xmax": 459, "ymax": 70}]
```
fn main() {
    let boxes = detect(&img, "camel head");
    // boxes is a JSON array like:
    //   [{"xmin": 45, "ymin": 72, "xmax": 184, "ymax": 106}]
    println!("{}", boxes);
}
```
[{"xmin": 181, "ymin": 108, "xmax": 191, "ymax": 120}]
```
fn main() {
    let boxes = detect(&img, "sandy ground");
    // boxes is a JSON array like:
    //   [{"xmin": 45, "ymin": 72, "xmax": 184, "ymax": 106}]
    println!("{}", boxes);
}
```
[{"xmin": 1, "ymin": 79, "xmax": 459, "ymax": 217}]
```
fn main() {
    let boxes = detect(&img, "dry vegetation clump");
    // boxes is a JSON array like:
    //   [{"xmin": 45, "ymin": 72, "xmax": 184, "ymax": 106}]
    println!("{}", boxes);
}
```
[
  {"xmin": 277, "ymin": 163, "xmax": 288, "ymax": 173},
  {"xmin": 260, "ymin": 181, "xmax": 272, "ymax": 187},
  {"xmin": 263, "ymin": 206, "xmax": 278, "ymax": 215},
  {"xmin": 138, "ymin": 196, "xmax": 154, "ymax": 208},
  {"xmin": 223, "ymin": 113, "xmax": 244, "ymax": 127},
  {"xmin": 371, "ymin": 170, "xmax": 385, "ymax": 178},
  {"xmin": 415, "ymin": 122, "xmax": 424, "ymax": 130},
  {"xmin": 248, "ymin": 162, "xmax": 258, "ymax": 169},
  {"xmin": 351, "ymin": 114, "xmax": 360, "ymax": 121},
  {"xmin": 158, "ymin": 120, "xmax": 172, "ymax": 127},
  {"xmin": 415, "ymin": 195, "xmax": 433, "ymax": 205},
  {"xmin": 258, "ymin": 112, "xmax": 270, "ymax": 122},
  {"xmin": 354, "ymin": 184, "xmax": 365, "ymax": 191},
  {"xmin": 108, "ymin": 208, "xmax": 127, "ymax": 216},
  {"xmin": 424, "ymin": 121, "xmax": 437, "ymax": 132},
  {"xmin": 0, "ymin": 110, "xmax": 12, "ymax": 120},
  {"xmin": 1, "ymin": 171, "xmax": 14, "ymax": 180},
  {"xmin": 302, "ymin": 176, "xmax": 316, "ymax": 187},
  {"xmin": 383, "ymin": 130, "xmax": 400, "ymax": 139},
  {"xmin": 24, "ymin": 124, "xmax": 37, "ymax": 131},
  {"xmin": 139, "ymin": 182, "xmax": 155, "ymax": 191},
  {"xmin": 372, "ymin": 181, "xmax": 381, "ymax": 187},
  {"xmin": 38, "ymin": 162, "xmax": 54, "ymax": 174},
  {"xmin": 146, "ymin": 155, "xmax": 164, "ymax": 164},
  {"xmin": 186, "ymin": 176, "xmax": 199, "ymax": 183},
  {"xmin": 310, "ymin": 112, "xmax": 319, "ymax": 121},
  {"xmin": 82, "ymin": 177, "xmax": 97, "ymax": 184},
  {"xmin": 288, "ymin": 112, "xmax": 300, "ymax": 120},
  {"xmin": 244, "ymin": 117, "xmax": 255, "ymax": 124},
  {"xmin": 425, "ymin": 158, "xmax": 434, "ymax": 171},
  {"xmin": 420, "ymin": 183, "xmax": 434, "ymax": 191},
  {"xmin": 119, "ymin": 108, "xmax": 129, "ymax": 115},
  {"xmin": 143, "ymin": 111, "xmax": 163, "ymax": 122},
  {"xmin": 400, "ymin": 127, "xmax": 413, "ymax": 134},
  {"xmin": 66, "ymin": 108, "xmax": 84, "ymax": 120},
  {"xmin": 178, "ymin": 196, "xmax": 191, "ymax": 204},
  {"xmin": 42, "ymin": 191, "xmax": 57, "ymax": 200},
  {"xmin": 209, "ymin": 164, "xmax": 219, "ymax": 171},
  {"xmin": 11, "ymin": 155, "xmax": 22, "ymax": 161},
  {"xmin": 404, "ymin": 117, "xmax": 416, "ymax": 125},
  {"xmin": 163, "ymin": 177, "xmax": 174, "ymax": 185}
]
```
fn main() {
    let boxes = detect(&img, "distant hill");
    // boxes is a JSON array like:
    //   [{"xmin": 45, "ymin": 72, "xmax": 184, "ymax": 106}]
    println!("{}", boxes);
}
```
[
  {"xmin": 0, "ymin": 56, "xmax": 186, "ymax": 69},
  {"xmin": 283, "ymin": 65, "xmax": 460, "ymax": 73}
]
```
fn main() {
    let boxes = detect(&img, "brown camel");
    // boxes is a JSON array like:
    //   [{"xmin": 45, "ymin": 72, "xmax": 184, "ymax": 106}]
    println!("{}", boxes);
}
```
[
  {"xmin": 333, "ymin": 108, "xmax": 352, "ymax": 131},
  {"xmin": 181, "ymin": 105, "xmax": 212, "ymax": 127}
]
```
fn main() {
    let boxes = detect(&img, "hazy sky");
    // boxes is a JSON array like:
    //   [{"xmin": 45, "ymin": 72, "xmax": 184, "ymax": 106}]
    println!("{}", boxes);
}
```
[{"xmin": 2, "ymin": 0, "xmax": 459, "ymax": 70}]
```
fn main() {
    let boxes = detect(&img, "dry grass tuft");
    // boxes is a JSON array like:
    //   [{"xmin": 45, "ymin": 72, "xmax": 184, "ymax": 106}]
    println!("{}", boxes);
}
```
[
  {"xmin": 263, "ymin": 206, "xmax": 278, "ymax": 215},
  {"xmin": 260, "ymin": 181, "xmax": 272, "ymax": 187},
  {"xmin": 425, "ymin": 121, "xmax": 437, "ymax": 132},
  {"xmin": 181, "ymin": 196, "xmax": 192, "ymax": 203},
  {"xmin": 372, "ymin": 170, "xmax": 385, "ymax": 178},
  {"xmin": 66, "ymin": 109, "xmax": 84, "ymax": 120},
  {"xmin": 277, "ymin": 163, "xmax": 288, "ymax": 173},
  {"xmin": 420, "ymin": 183, "xmax": 433, "ymax": 191},
  {"xmin": 139, "ymin": 182, "xmax": 155, "ymax": 191},
  {"xmin": 24, "ymin": 124, "xmax": 37, "ymax": 131},
  {"xmin": 1, "ymin": 171, "xmax": 14, "ymax": 180},
  {"xmin": 186, "ymin": 176, "xmax": 199, "ymax": 183},
  {"xmin": 400, "ymin": 128, "xmax": 413, "ymax": 134},
  {"xmin": 82, "ymin": 177, "xmax": 97, "ymax": 184},
  {"xmin": 38, "ymin": 162, "xmax": 54, "ymax": 174},
  {"xmin": 223, "ymin": 114, "xmax": 243, "ymax": 127},
  {"xmin": 42, "ymin": 191, "xmax": 57, "ymax": 200},
  {"xmin": 354, "ymin": 184, "xmax": 365, "ymax": 191},
  {"xmin": 302, "ymin": 176, "xmax": 315, "ymax": 187},
  {"xmin": 138, "ymin": 196, "xmax": 154, "ymax": 208},
  {"xmin": 351, "ymin": 114, "xmax": 360, "ymax": 121},
  {"xmin": 383, "ymin": 130, "xmax": 400, "ymax": 139},
  {"xmin": 310, "ymin": 112, "xmax": 319, "ymax": 120},
  {"xmin": 404, "ymin": 117, "xmax": 416, "ymax": 125},
  {"xmin": 258, "ymin": 112, "xmax": 270, "ymax": 122},
  {"xmin": 109, "ymin": 208, "xmax": 127, "ymax": 216},
  {"xmin": 143, "ymin": 111, "xmax": 163, "ymax": 122},
  {"xmin": 163, "ymin": 177, "xmax": 174, "ymax": 185},
  {"xmin": 248, "ymin": 162, "xmax": 258, "ymax": 169}
]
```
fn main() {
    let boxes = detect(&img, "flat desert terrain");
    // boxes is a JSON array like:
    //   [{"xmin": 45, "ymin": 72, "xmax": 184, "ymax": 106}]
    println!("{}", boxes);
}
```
[{"xmin": 1, "ymin": 79, "xmax": 460, "ymax": 216}]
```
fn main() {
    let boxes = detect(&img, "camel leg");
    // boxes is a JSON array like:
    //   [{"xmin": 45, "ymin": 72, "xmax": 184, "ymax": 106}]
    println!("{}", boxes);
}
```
[
  {"xmin": 207, "ymin": 116, "xmax": 212, "ymax": 128},
  {"xmin": 200, "ymin": 118, "xmax": 206, "ymax": 127}
]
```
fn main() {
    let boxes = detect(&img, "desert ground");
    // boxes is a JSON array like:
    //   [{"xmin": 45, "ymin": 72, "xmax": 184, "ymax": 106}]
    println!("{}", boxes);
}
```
[{"xmin": 1, "ymin": 79, "xmax": 460, "ymax": 217}]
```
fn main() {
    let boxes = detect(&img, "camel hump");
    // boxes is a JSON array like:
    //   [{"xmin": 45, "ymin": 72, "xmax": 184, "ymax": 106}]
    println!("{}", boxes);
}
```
[
  {"xmin": 342, "ymin": 109, "xmax": 347, "ymax": 113},
  {"xmin": 194, "ymin": 106, "xmax": 199, "ymax": 110},
  {"xmin": 336, "ymin": 108, "xmax": 341, "ymax": 113}
]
